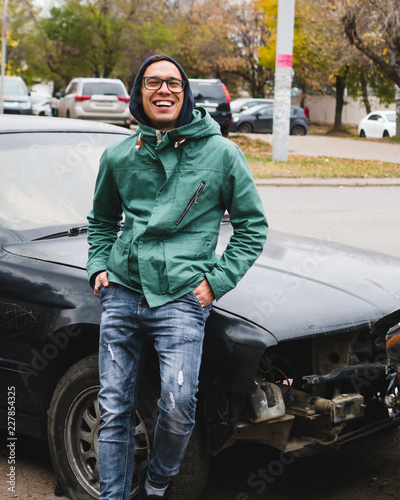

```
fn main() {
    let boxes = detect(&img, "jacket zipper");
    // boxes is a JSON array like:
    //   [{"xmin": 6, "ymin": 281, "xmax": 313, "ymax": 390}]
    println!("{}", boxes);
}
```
[{"xmin": 175, "ymin": 182, "xmax": 206, "ymax": 226}]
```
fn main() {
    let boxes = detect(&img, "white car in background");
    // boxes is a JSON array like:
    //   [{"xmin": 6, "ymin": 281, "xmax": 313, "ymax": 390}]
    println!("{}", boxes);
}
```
[
  {"xmin": 358, "ymin": 110, "xmax": 396, "ymax": 138},
  {"xmin": 57, "ymin": 77, "xmax": 132, "ymax": 128},
  {"xmin": 30, "ymin": 92, "xmax": 52, "ymax": 116}
]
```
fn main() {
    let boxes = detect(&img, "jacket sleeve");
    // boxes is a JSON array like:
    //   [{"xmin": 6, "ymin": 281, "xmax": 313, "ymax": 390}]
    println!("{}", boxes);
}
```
[
  {"xmin": 205, "ymin": 145, "xmax": 268, "ymax": 301},
  {"xmin": 86, "ymin": 148, "xmax": 123, "ymax": 285}
]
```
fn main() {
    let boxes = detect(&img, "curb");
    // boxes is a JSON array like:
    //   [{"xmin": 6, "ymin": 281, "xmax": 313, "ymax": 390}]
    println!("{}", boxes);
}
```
[{"xmin": 255, "ymin": 177, "xmax": 400, "ymax": 187}]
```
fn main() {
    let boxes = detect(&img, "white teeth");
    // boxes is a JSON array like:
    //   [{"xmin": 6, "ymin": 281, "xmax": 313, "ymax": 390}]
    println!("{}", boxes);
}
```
[{"xmin": 155, "ymin": 101, "xmax": 173, "ymax": 107}]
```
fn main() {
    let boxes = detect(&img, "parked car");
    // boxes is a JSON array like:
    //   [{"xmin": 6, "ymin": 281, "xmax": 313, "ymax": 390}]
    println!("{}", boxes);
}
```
[
  {"xmin": 1, "ymin": 116, "xmax": 400, "ymax": 500},
  {"xmin": 57, "ymin": 77, "xmax": 132, "ymax": 127},
  {"xmin": 231, "ymin": 104, "xmax": 308, "ymax": 135},
  {"xmin": 30, "ymin": 92, "xmax": 52, "ymax": 116},
  {"xmin": 358, "ymin": 110, "xmax": 396, "ymax": 138},
  {"xmin": 230, "ymin": 97, "xmax": 274, "ymax": 113},
  {"xmin": 189, "ymin": 78, "xmax": 232, "ymax": 136},
  {"xmin": 0, "ymin": 76, "xmax": 32, "ymax": 115}
]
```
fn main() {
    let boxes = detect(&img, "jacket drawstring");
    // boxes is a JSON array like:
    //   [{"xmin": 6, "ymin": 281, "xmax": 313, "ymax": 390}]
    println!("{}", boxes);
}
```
[
  {"xmin": 136, "ymin": 133, "xmax": 187, "ymax": 150},
  {"xmin": 135, "ymin": 132, "xmax": 143, "ymax": 150},
  {"xmin": 174, "ymin": 138, "xmax": 187, "ymax": 148}
]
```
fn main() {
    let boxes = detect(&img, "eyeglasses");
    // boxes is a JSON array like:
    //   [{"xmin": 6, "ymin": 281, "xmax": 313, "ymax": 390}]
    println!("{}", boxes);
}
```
[{"xmin": 142, "ymin": 77, "xmax": 186, "ymax": 93}]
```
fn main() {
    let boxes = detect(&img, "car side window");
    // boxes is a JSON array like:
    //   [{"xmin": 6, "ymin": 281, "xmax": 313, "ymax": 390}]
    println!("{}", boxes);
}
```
[
  {"xmin": 66, "ymin": 83, "xmax": 78, "ymax": 95},
  {"xmin": 260, "ymin": 107, "xmax": 274, "ymax": 117},
  {"xmin": 368, "ymin": 114, "xmax": 380, "ymax": 121}
]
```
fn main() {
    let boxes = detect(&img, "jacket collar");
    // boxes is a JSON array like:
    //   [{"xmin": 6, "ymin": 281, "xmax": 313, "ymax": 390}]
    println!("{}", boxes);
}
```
[{"xmin": 135, "ymin": 108, "xmax": 221, "ymax": 151}]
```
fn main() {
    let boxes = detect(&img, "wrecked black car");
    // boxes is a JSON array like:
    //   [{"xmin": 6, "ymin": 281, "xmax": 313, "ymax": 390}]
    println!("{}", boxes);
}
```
[{"xmin": 1, "ymin": 116, "xmax": 400, "ymax": 500}]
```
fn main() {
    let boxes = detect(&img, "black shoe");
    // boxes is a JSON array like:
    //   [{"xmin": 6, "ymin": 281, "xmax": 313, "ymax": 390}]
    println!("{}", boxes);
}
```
[{"xmin": 137, "ymin": 460, "xmax": 172, "ymax": 500}]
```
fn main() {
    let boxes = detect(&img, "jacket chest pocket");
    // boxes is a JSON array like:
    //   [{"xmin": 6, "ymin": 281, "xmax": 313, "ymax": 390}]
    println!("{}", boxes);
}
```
[
  {"xmin": 175, "ymin": 181, "xmax": 206, "ymax": 226},
  {"xmin": 162, "ymin": 237, "xmax": 216, "ymax": 294}
]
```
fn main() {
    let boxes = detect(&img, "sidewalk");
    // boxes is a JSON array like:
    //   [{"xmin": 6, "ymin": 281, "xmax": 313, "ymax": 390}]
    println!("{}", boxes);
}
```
[
  {"xmin": 255, "ymin": 177, "xmax": 400, "ymax": 187},
  {"xmin": 250, "ymin": 133, "xmax": 400, "ymax": 164}
]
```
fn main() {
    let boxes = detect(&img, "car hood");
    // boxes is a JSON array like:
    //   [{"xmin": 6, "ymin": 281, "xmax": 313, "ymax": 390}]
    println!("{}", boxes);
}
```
[{"xmin": 3, "ymin": 227, "xmax": 400, "ymax": 341}]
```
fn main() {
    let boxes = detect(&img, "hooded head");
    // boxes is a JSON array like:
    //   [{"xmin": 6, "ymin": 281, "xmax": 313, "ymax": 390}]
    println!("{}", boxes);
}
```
[{"xmin": 129, "ymin": 55, "xmax": 194, "ymax": 130}]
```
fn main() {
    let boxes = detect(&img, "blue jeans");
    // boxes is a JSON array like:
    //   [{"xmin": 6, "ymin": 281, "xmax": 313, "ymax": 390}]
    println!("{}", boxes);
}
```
[{"xmin": 97, "ymin": 283, "xmax": 211, "ymax": 500}]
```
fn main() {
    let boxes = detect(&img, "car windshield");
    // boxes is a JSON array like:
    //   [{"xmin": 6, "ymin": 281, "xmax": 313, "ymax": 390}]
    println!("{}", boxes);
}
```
[
  {"xmin": 190, "ymin": 82, "xmax": 225, "ymax": 101},
  {"xmin": 82, "ymin": 82, "xmax": 126, "ymax": 97},
  {"xmin": 30, "ymin": 94, "xmax": 50, "ymax": 104},
  {"xmin": 0, "ymin": 131, "xmax": 128, "ymax": 232},
  {"xmin": 230, "ymin": 99, "xmax": 250, "ymax": 112},
  {"xmin": 241, "ymin": 105, "xmax": 269, "ymax": 115},
  {"xmin": 1, "ymin": 79, "xmax": 27, "ymax": 96}
]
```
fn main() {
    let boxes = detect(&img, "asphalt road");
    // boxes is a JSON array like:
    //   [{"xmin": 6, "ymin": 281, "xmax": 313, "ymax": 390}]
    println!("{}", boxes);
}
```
[{"xmin": 257, "ymin": 185, "xmax": 400, "ymax": 258}]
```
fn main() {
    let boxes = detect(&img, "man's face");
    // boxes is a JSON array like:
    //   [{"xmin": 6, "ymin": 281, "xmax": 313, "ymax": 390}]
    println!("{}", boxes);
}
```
[{"xmin": 141, "ymin": 60, "xmax": 185, "ymax": 131}]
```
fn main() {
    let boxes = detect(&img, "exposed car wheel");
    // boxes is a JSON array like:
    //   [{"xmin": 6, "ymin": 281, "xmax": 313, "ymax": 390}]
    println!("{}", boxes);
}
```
[
  {"xmin": 383, "ymin": 130, "xmax": 389, "ymax": 137},
  {"xmin": 359, "ymin": 129, "xmax": 366, "ymax": 138},
  {"xmin": 290, "ymin": 125, "xmax": 306, "ymax": 136},
  {"xmin": 66, "ymin": 110, "xmax": 71, "ymax": 118},
  {"xmin": 47, "ymin": 354, "xmax": 210, "ymax": 500},
  {"xmin": 237, "ymin": 122, "xmax": 253, "ymax": 134},
  {"xmin": 47, "ymin": 354, "xmax": 150, "ymax": 499}
]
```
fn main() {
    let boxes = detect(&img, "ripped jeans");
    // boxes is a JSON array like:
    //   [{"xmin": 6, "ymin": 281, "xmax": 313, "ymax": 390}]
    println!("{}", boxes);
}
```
[{"xmin": 97, "ymin": 282, "xmax": 211, "ymax": 500}]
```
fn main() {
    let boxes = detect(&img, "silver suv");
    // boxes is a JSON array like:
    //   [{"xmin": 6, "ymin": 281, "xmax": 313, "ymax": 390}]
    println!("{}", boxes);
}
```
[
  {"xmin": 0, "ymin": 76, "xmax": 32, "ymax": 115},
  {"xmin": 58, "ymin": 78, "xmax": 132, "ymax": 127}
]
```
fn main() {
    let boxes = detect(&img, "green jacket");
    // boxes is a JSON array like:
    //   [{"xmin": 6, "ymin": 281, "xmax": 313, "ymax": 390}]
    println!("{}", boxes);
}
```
[{"xmin": 87, "ymin": 108, "xmax": 268, "ymax": 308}]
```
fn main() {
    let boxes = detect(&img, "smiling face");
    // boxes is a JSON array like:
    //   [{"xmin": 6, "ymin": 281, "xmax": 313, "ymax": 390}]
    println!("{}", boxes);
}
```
[{"xmin": 141, "ymin": 60, "xmax": 185, "ymax": 131}]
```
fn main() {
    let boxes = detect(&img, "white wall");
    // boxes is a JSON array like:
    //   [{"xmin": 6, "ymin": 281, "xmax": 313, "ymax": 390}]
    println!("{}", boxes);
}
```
[{"xmin": 291, "ymin": 95, "xmax": 395, "ymax": 127}]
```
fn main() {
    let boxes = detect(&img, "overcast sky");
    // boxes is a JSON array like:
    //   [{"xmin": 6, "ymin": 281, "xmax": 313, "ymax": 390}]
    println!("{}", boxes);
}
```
[{"xmin": 33, "ymin": 0, "xmax": 59, "ymax": 14}]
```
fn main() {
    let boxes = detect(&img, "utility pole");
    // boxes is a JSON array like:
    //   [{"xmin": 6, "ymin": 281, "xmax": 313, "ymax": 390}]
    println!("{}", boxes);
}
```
[
  {"xmin": 1, "ymin": 0, "xmax": 8, "ymax": 115},
  {"xmin": 272, "ymin": 0, "xmax": 296, "ymax": 161}
]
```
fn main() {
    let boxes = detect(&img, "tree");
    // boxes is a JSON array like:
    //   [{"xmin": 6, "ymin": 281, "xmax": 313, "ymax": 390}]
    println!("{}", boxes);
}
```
[
  {"xmin": 40, "ymin": 1, "xmax": 130, "ymax": 85},
  {"xmin": 341, "ymin": 0, "xmax": 400, "ymax": 87},
  {"xmin": 228, "ymin": 0, "xmax": 274, "ymax": 97},
  {"xmin": 0, "ymin": 0, "xmax": 39, "ymax": 84}
]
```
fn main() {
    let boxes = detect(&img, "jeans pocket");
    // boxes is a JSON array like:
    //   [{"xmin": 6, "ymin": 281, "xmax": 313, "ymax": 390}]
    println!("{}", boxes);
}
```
[{"xmin": 189, "ymin": 291, "xmax": 212, "ymax": 320}]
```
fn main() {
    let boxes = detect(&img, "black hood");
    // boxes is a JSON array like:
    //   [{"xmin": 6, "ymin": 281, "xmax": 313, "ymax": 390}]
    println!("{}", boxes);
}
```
[{"xmin": 129, "ymin": 54, "xmax": 194, "ymax": 128}]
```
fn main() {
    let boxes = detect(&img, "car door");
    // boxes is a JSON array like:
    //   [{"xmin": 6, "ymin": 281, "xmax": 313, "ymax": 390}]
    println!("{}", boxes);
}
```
[
  {"xmin": 255, "ymin": 106, "xmax": 274, "ymax": 133},
  {"xmin": 365, "ymin": 114, "xmax": 383, "ymax": 138},
  {"xmin": 58, "ymin": 81, "xmax": 79, "ymax": 117}
]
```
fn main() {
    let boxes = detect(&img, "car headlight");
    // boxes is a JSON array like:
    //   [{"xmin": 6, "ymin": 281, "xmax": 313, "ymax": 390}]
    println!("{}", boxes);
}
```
[{"xmin": 233, "ymin": 116, "xmax": 240, "ymax": 123}]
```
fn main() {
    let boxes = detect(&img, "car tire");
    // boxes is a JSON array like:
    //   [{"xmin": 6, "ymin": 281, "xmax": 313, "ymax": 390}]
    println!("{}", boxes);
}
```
[
  {"xmin": 359, "ymin": 129, "xmax": 366, "ymax": 138},
  {"xmin": 383, "ymin": 130, "xmax": 389, "ymax": 137},
  {"xmin": 290, "ymin": 125, "xmax": 306, "ymax": 136},
  {"xmin": 47, "ymin": 354, "xmax": 150, "ymax": 499},
  {"xmin": 47, "ymin": 354, "xmax": 210, "ymax": 500},
  {"xmin": 237, "ymin": 122, "xmax": 253, "ymax": 134}
]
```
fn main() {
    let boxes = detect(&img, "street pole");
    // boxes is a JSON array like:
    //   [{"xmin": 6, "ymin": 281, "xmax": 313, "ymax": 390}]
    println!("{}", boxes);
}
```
[
  {"xmin": 1, "ymin": 0, "xmax": 8, "ymax": 115},
  {"xmin": 272, "ymin": 0, "xmax": 296, "ymax": 161}
]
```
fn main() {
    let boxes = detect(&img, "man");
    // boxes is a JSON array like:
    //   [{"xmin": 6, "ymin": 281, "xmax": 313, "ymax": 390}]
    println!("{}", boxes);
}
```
[{"xmin": 87, "ymin": 54, "xmax": 268, "ymax": 500}]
